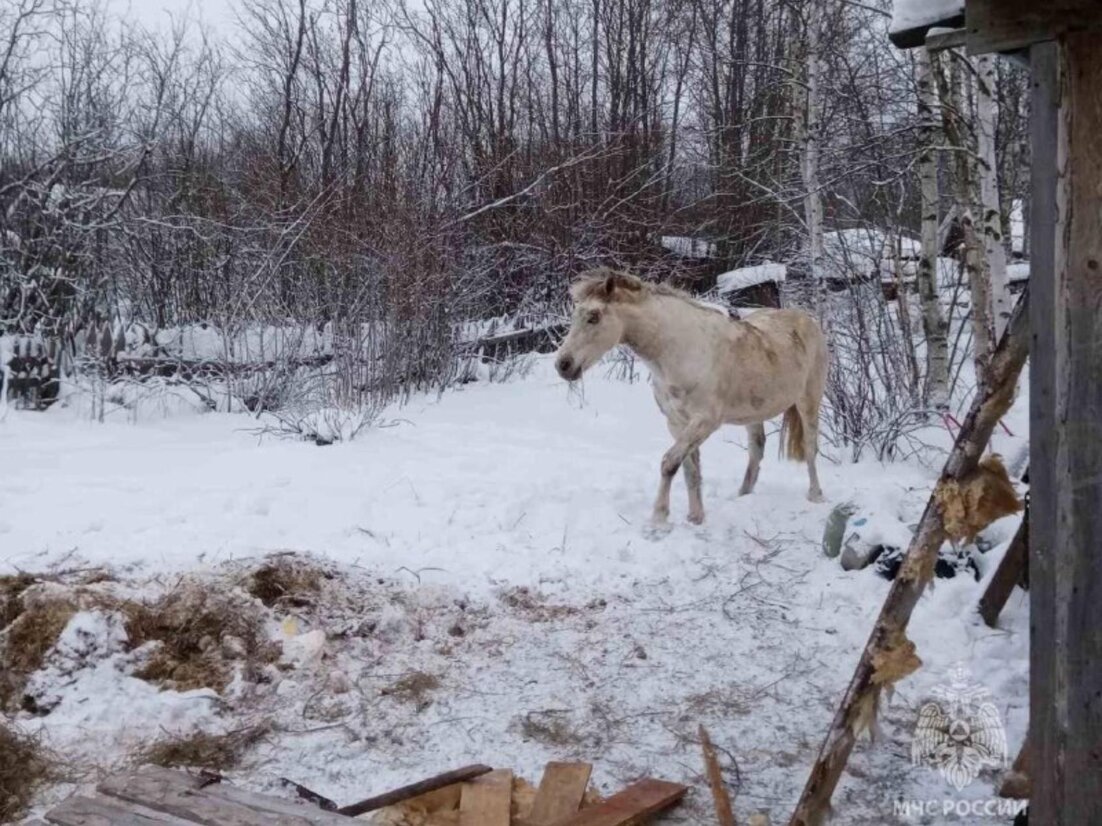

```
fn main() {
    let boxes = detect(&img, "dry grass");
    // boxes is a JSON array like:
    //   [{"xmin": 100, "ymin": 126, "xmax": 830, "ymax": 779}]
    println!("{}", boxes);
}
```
[
  {"xmin": 0, "ymin": 722, "xmax": 54, "ymax": 822},
  {"xmin": 498, "ymin": 587, "xmax": 579, "ymax": 622},
  {"xmin": 518, "ymin": 710, "xmax": 585, "ymax": 747},
  {"xmin": 142, "ymin": 724, "xmax": 270, "ymax": 771},
  {"xmin": 381, "ymin": 671, "xmax": 441, "ymax": 707},
  {"xmin": 0, "ymin": 574, "xmax": 36, "ymax": 631},
  {"xmin": 246, "ymin": 556, "xmax": 325, "ymax": 608},
  {"xmin": 0, "ymin": 585, "xmax": 77, "ymax": 710},
  {"xmin": 124, "ymin": 585, "xmax": 279, "ymax": 692}
]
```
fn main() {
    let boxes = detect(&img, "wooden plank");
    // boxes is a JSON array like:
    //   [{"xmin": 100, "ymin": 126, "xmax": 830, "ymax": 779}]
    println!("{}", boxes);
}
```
[
  {"xmin": 100, "ymin": 766, "xmax": 349, "ymax": 823},
  {"xmin": 978, "ymin": 499, "xmax": 1029, "ymax": 626},
  {"xmin": 199, "ymin": 782, "xmax": 351, "ymax": 824},
  {"xmin": 45, "ymin": 795, "xmax": 196, "ymax": 825},
  {"xmin": 337, "ymin": 763, "xmax": 493, "ymax": 816},
  {"xmin": 458, "ymin": 769, "xmax": 512, "ymax": 826},
  {"xmin": 1030, "ymin": 31, "xmax": 1102, "ymax": 825},
  {"xmin": 97, "ymin": 767, "xmax": 336, "ymax": 826},
  {"xmin": 699, "ymin": 727, "xmax": 736, "ymax": 826},
  {"xmin": 1028, "ymin": 35, "xmax": 1061, "ymax": 826},
  {"xmin": 527, "ymin": 762, "xmax": 593, "ymax": 825},
  {"xmin": 547, "ymin": 778, "xmax": 687, "ymax": 826},
  {"xmin": 966, "ymin": 0, "xmax": 1102, "ymax": 55}
]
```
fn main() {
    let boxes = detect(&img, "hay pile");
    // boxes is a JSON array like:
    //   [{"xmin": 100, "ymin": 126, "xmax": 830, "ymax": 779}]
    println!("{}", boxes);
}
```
[
  {"xmin": 0, "ymin": 578, "xmax": 78, "ymax": 709},
  {"xmin": 0, "ymin": 723, "xmax": 53, "ymax": 822},
  {"xmin": 124, "ymin": 586, "xmax": 280, "ymax": 692}
]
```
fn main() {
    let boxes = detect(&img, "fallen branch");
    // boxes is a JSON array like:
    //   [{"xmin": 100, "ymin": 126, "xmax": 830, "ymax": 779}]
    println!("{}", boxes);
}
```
[{"xmin": 789, "ymin": 288, "xmax": 1031, "ymax": 826}]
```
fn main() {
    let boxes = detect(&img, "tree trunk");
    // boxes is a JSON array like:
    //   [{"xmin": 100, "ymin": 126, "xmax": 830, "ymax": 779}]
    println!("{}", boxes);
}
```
[
  {"xmin": 800, "ymin": 1, "xmax": 824, "ymax": 308},
  {"xmin": 976, "ymin": 54, "xmax": 1011, "ymax": 339},
  {"xmin": 917, "ymin": 47, "xmax": 950, "ymax": 409},
  {"xmin": 939, "ymin": 51, "xmax": 994, "ymax": 385}
]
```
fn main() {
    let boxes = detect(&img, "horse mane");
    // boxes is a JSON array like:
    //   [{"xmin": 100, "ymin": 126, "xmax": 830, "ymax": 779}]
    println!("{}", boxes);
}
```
[{"xmin": 572, "ymin": 267, "xmax": 729, "ymax": 318}]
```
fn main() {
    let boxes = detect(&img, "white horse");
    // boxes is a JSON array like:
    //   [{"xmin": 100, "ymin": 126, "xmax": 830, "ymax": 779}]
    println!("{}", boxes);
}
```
[{"xmin": 554, "ymin": 268, "xmax": 828, "ymax": 525}]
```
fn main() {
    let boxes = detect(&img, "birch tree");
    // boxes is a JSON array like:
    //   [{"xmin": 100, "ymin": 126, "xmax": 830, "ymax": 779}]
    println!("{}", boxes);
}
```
[
  {"xmin": 937, "ymin": 50, "xmax": 994, "ymax": 385},
  {"xmin": 916, "ymin": 47, "xmax": 949, "ymax": 408},
  {"xmin": 799, "ymin": 0, "xmax": 825, "ymax": 298},
  {"xmin": 975, "ymin": 53, "xmax": 1011, "ymax": 339}
]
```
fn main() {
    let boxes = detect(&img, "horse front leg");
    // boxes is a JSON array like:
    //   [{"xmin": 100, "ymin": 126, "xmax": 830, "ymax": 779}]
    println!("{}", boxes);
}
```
[
  {"xmin": 684, "ymin": 448, "xmax": 704, "ymax": 524},
  {"xmin": 653, "ymin": 418, "xmax": 718, "ymax": 526}
]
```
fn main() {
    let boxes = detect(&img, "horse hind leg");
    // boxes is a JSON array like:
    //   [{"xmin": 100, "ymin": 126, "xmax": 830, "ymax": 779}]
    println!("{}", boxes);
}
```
[
  {"xmin": 796, "ymin": 399, "xmax": 824, "ymax": 503},
  {"xmin": 739, "ymin": 423, "xmax": 766, "ymax": 496}
]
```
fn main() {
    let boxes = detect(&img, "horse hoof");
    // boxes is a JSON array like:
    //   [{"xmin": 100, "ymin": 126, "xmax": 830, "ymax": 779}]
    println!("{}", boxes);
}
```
[
  {"xmin": 644, "ymin": 519, "xmax": 672, "ymax": 539},
  {"xmin": 737, "ymin": 486, "xmax": 753, "ymax": 497},
  {"xmin": 808, "ymin": 490, "xmax": 826, "ymax": 504},
  {"xmin": 688, "ymin": 512, "xmax": 705, "ymax": 525}
]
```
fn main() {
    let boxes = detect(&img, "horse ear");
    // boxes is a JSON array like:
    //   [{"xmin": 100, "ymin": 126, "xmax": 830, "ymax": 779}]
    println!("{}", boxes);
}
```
[{"xmin": 603, "ymin": 271, "xmax": 642, "ymax": 298}]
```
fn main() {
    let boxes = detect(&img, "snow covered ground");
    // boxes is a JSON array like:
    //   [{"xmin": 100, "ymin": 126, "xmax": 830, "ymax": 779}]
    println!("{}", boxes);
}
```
[{"xmin": 1, "ymin": 358, "xmax": 1029, "ymax": 823}]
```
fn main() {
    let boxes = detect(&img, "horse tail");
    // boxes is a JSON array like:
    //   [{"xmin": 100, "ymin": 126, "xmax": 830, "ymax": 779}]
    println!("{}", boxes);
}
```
[{"xmin": 780, "ymin": 405, "xmax": 806, "ymax": 462}]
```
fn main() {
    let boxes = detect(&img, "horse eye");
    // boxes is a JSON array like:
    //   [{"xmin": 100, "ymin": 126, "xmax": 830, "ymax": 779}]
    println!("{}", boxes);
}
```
[{"xmin": 587, "ymin": 311, "xmax": 601, "ymax": 324}]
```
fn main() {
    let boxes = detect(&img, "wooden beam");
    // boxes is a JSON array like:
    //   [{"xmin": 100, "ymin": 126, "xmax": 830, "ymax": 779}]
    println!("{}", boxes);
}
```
[
  {"xmin": 1027, "ymin": 37, "xmax": 1061, "ymax": 826},
  {"xmin": 925, "ymin": 28, "xmax": 967, "ymax": 53},
  {"xmin": 1029, "ymin": 31, "xmax": 1102, "ymax": 823},
  {"xmin": 966, "ymin": 0, "xmax": 1102, "ymax": 55},
  {"xmin": 978, "ymin": 498, "xmax": 1029, "ymax": 627}
]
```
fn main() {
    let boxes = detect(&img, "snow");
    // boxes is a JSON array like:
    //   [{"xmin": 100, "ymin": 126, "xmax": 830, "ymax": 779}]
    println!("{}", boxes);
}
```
[
  {"xmin": 1008, "ymin": 262, "xmax": 1030, "ymax": 283},
  {"xmin": 881, "ymin": 255, "xmax": 960, "ymax": 285},
  {"xmin": 660, "ymin": 235, "xmax": 717, "ymax": 259},
  {"xmin": 1010, "ymin": 200, "xmax": 1026, "ymax": 254},
  {"xmin": 717, "ymin": 263, "xmax": 787, "ymax": 294},
  {"xmin": 890, "ymin": 0, "xmax": 963, "ymax": 36},
  {"xmin": 18, "ymin": 610, "xmax": 220, "ymax": 762},
  {"xmin": 1, "ymin": 358, "xmax": 1029, "ymax": 822},
  {"xmin": 819, "ymin": 229, "xmax": 921, "ymax": 282}
]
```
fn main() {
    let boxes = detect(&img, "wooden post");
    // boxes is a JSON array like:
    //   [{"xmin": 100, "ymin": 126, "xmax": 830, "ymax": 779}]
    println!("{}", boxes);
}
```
[
  {"xmin": 978, "ymin": 498, "xmax": 1028, "ymax": 627},
  {"xmin": 1029, "ymin": 31, "xmax": 1102, "ymax": 824}
]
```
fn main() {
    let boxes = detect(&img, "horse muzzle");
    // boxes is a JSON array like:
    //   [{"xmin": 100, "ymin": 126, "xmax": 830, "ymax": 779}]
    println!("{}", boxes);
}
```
[{"xmin": 555, "ymin": 354, "xmax": 582, "ymax": 381}]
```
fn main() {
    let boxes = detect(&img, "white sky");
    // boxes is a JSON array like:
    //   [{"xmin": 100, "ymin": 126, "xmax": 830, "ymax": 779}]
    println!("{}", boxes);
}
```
[{"xmin": 104, "ymin": 0, "xmax": 240, "ymax": 35}]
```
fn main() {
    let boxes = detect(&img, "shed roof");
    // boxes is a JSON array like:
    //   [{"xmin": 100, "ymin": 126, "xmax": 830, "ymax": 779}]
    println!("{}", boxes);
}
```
[{"xmin": 889, "ymin": 0, "xmax": 964, "ymax": 47}]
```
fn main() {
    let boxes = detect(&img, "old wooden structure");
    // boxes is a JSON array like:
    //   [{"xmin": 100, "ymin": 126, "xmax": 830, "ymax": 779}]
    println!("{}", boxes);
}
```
[
  {"xmin": 34, "ymin": 763, "xmax": 686, "ymax": 826},
  {"xmin": 883, "ymin": 2, "xmax": 1102, "ymax": 823}
]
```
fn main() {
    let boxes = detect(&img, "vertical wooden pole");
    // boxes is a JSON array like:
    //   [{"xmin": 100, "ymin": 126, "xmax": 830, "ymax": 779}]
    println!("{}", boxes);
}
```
[{"xmin": 1030, "ymin": 32, "xmax": 1102, "ymax": 824}]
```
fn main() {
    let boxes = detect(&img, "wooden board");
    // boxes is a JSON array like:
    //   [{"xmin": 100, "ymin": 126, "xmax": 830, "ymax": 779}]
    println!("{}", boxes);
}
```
[
  {"xmin": 978, "ymin": 500, "xmax": 1028, "ymax": 627},
  {"xmin": 98, "ymin": 767, "xmax": 347, "ymax": 826},
  {"xmin": 547, "ymin": 778, "xmax": 687, "ymax": 826},
  {"xmin": 1029, "ymin": 31, "xmax": 1102, "ymax": 825},
  {"xmin": 45, "ymin": 794, "xmax": 196, "ymax": 825},
  {"xmin": 527, "ymin": 762, "xmax": 593, "ymax": 824},
  {"xmin": 458, "ymin": 769, "xmax": 512, "ymax": 826},
  {"xmin": 966, "ymin": 0, "xmax": 1102, "ymax": 55}
]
